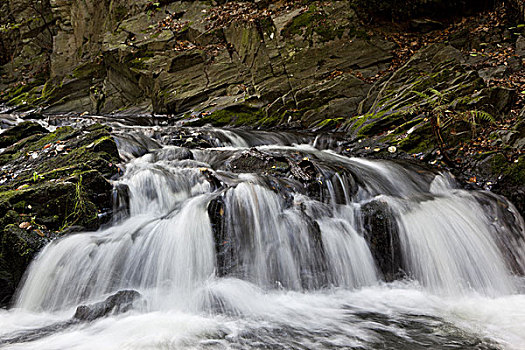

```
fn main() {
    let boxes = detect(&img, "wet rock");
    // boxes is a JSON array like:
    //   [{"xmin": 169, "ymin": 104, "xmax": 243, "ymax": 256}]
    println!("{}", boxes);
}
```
[
  {"xmin": 208, "ymin": 196, "xmax": 232, "ymax": 277},
  {"xmin": 162, "ymin": 129, "xmax": 215, "ymax": 149},
  {"xmin": 228, "ymin": 149, "xmax": 290, "ymax": 177},
  {"xmin": 455, "ymin": 152, "xmax": 525, "ymax": 219},
  {"xmin": 473, "ymin": 191, "xmax": 525, "ymax": 275},
  {"xmin": 0, "ymin": 256, "xmax": 14, "ymax": 307},
  {"xmin": 73, "ymin": 290, "xmax": 143, "ymax": 321},
  {"xmin": 361, "ymin": 200, "xmax": 404, "ymax": 282},
  {"xmin": 490, "ymin": 156, "xmax": 525, "ymax": 219},
  {"xmin": 112, "ymin": 183, "xmax": 130, "ymax": 222},
  {"xmin": 1, "ymin": 224, "xmax": 47, "ymax": 295},
  {"xmin": 113, "ymin": 132, "xmax": 162, "ymax": 161}
]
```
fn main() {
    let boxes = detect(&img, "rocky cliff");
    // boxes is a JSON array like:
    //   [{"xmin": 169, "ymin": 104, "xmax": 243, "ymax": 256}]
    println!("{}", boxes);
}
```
[{"xmin": 0, "ymin": 1, "xmax": 514, "ymax": 118}]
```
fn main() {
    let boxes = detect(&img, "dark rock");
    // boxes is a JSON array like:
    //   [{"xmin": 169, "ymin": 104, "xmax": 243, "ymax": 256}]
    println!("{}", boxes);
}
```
[
  {"xmin": 491, "ymin": 155, "xmax": 525, "ymax": 219},
  {"xmin": 208, "ymin": 196, "xmax": 232, "ymax": 277},
  {"xmin": 361, "ymin": 200, "xmax": 404, "ymax": 281},
  {"xmin": 73, "ymin": 290, "xmax": 143, "ymax": 321},
  {"xmin": 113, "ymin": 183, "xmax": 130, "ymax": 222},
  {"xmin": 1, "ymin": 224, "xmax": 47, "ymax": 293},
  {"xmin": 517, "ymin": 35, "xmax": 525, "ymax": 57},
  {"xmin": 487, "ymin": 87, "xmax": 515, "ymax": 115},
  {"xmin": 473, "ymin": 191, "xmax": 525, "ymax": 275},
  {"xmin": 0, "ymin": 256, "xmax": 14, "ymax": 307},
  {"xmin": 114, "ymin": 132, "xmax": 161, "ymax": 161},
  {"xmin": 0, "ymin": 122, "xmax": 48, "ymax": 148},
  {"xmin": 410, "ymin": 19, "xmax": 444, "ymax": 33}
]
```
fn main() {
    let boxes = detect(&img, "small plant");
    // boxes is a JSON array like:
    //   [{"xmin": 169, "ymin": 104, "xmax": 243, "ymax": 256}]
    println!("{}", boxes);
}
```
[
  {"xmin": 60, "ymin": 174, "xmax": 87, "ymax": 231},
  {"xmin": 146, "ymin": 0, "xmax": 161, "ymax": 17},
  {"xmin": 410, "ymin": 88, "xmax": 495, "ymax": 165},
  {"xmin": 32, "ymin": 171, "xmax": 43, "ymax": 182}
]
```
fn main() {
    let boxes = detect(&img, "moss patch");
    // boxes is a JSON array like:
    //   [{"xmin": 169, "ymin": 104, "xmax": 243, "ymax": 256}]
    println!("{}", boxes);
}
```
[
  {"xmin": 189, "ymin": 107, "xmax": 264, "ymax": 127},
  {"xmin": 281, "ymin": 5, "xmax": 346, "ymax": 42}
]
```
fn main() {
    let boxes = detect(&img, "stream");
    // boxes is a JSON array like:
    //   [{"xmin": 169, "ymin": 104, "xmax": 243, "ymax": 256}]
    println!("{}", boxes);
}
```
[{"xmin": 1, "ymin": 119, "xmax": 525, "ymax": 350}]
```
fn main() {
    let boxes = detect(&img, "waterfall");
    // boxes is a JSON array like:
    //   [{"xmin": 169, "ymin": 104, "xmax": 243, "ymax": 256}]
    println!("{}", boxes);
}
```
[{"xmin": 5, "ymin": 129, "xmax": 525, "ymax": 349}]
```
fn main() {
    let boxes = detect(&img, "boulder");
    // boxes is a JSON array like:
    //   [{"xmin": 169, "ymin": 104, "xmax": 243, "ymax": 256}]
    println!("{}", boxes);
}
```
[
  {"xmin": 73, "ymin": 290, "xmax": 143, "ymax": 321},
  {"xmin": 361, "ymin": 200, "xmax": 404, "ymax": 281}
]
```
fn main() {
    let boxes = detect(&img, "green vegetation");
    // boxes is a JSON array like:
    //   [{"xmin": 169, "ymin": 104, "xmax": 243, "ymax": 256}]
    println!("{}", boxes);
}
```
[
  {"xmin": 189, "ymin": 107, "xmax": 264, "ymax": 127},
  {"xmin": 281, "ymin": 5, "xmax": 346, "ymax": 42}
]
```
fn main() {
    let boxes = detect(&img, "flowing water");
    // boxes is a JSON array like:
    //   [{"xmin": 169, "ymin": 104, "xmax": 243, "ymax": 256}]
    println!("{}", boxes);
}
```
[{"xmin": 1, "ymin": 124, "xmax": 525, "ymax": 349}]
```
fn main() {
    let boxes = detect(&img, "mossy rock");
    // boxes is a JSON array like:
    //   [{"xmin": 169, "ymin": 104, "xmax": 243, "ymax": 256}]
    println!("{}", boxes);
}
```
[
  {"xmin": 0, "ymin": 122, "xmax": 121, "ymax": 306},
  {"xmin": 281, "ymin": 5, "xmax": 346, "ymax": 42},
  {"xmin": 189, "ymin": 107, "xmax": 264, "ymax": 127},
  {"xmin": 490, "ymin": 154, "xmax": 525, "ymax": 186},
  {"xmin": 0, "ymin": 121, "xmax": 48, "ymax": 148}
]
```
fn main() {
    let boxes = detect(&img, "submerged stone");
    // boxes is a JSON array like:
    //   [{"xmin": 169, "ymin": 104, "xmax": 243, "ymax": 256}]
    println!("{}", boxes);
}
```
[{"xmin": 74, "ymin": 290, "xmax": 143, "ymax": 321}]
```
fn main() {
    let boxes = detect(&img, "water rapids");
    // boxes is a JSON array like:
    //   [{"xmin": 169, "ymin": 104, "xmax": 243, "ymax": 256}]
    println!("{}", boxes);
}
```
[{"xmin": 1, "ymin": 126, "xmax": 525, "ymax": 350}]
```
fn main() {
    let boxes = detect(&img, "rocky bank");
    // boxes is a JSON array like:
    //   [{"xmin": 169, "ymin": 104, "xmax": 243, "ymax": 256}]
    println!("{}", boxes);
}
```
[{"xmin": 0, "ymin": 121, "xmax": 120, "ymax": 306}]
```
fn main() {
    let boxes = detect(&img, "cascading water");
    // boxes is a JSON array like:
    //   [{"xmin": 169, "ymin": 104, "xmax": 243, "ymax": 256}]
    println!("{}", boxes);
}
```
[{"xmin": 2, "ymin": 127, "xmax": 525, "ymax": 350}]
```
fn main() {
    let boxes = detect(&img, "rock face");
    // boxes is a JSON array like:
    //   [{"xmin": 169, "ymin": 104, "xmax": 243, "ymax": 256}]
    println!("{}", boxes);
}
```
[
  {"xmin": 2, "ymin": 1, "xmax": 394, "ymax": 125},
  {"xmin": 0, "ymin": 122, "xmax": 120, "ymax": 307}
]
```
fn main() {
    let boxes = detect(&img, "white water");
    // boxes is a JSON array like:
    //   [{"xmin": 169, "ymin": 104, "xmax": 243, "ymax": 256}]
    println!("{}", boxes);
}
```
[{"xmin": 2, "ymin": 129, "xmax": 525, "ymax": 349}]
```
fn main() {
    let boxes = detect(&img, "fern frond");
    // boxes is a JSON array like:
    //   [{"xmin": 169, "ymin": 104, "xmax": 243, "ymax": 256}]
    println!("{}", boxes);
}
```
[
  {"xmin": 401, "ymin": 105, "xmax": 420, "ymax": 115},
  {"xmin": 429, "ymin": 88, "xmax": 444, "ymax": 98},
  {"xmin": 470, "ymin": 110, "xmax": 495, "ymax": 124},
  {"xmin": 411, "ymin": 90, "xmax": 431, "ymax": 100}
]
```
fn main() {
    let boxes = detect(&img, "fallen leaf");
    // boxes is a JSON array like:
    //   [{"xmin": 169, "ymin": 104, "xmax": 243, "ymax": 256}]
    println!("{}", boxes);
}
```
[{"xmin": 19, "ymin": 222, "xmax": 31, "ymax": 230}]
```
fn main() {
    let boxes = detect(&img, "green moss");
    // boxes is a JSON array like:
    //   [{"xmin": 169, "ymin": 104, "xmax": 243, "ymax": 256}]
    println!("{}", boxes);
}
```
[
  {"xmin": 490, "ymin": 154, "xmax": 525, "ymax": 184},
  {"xmin": 41, "ymin": 79, "xmax": 59, "ymax": 100},
  {"xmin": 281, "ymin": 4, "xmax": 345, "ymax": 42},
  {"xmin": 314, "ymin": 25, "xmax": 345, "ymax": 41},
  {"xmin": 130, "ymin": 57, "xmax": 150, "ymax": 70},
  {"xmin": 12, "ymin": 201, "xmax": 26, "ymax": 212},
  {"xmin": 344, "ymin": 114, "xmax": 369, "ymax": 134},
  {"xmin": 357, "ymin": 111, "xmax": 409, "ymax": 138},
  {"xmin": 257, "ymin": 112, "xmax": 284, "ymax": 128},
  {"xmin": 282, "ymin": 8, "xmax": 318, "ymax": 38},
  {"xmin": 395, "ymin": 124, "xmax": 435, "ymax": 154},
  {"xmin": 112, "ymin": 4, "xmax": 128, "ymax": 22},
  {"xmin": 189, "ymin": 107, "xmax": 263, "ymax": 127},
  {"xmin": 25, "ymin": 126, "xmax": 76, "ymax": 153},
  {"xmin": 347, "ymin": 26, "xmax": 370, "ymax": 39},
  {"xmin": 505, "ymin": 156, "xmax": 525, "ymax": 184},
  {"xmin": 313, "ymin": 117, "xmax": 345, "ymax": 130}
]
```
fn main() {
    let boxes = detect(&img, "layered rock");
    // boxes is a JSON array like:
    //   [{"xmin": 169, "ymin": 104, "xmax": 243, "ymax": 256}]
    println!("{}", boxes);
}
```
[{"xmin": 2, "ymin": 1, "xmax": 394, "ymax": 125}]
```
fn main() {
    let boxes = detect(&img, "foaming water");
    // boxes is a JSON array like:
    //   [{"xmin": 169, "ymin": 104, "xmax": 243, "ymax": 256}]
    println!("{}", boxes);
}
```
[
  {"xmin": 4, "ymin": 282, "xmax": 525, "ymax": 349},
  {"xmin": 3, "ymin": 127, "xmax": 525, "ymax": 349},
  {"xmin": 389, "ymin": 193, "xmax": 517, "ymax": 296}
]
